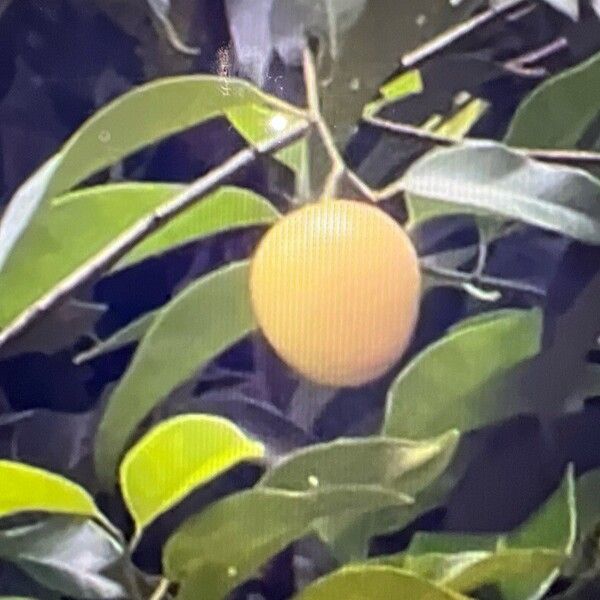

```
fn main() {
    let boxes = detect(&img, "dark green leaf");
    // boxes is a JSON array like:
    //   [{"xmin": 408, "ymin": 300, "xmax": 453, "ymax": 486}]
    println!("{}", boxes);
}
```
[
  {"xmin": 402, "ymin": 141, "xmax": 600, "ymax": 243},
  {"xmin": 95, "ymin": 261, "xmax": 256, "ymax": 487},
  {"xmin": 0, "ymin": 516, "xmax": 126, "ymax": 600},
  {"xmin": 384, "ymin": 309, "xmax": 543, "ymax": 438},
  {"xmin": 73, "ymin": 310, "xmax": 156, "ymax": 365},
  {"xmin": 378, "ymin": 467, "xmax": 576, "ymax": 599},
  {"xmin": 506, "ymin": 50, "xmax": 600, "ymax": 149},
  {"xmin": 164, "ymin": 486, "xmax": 413, "ymax": 599}
]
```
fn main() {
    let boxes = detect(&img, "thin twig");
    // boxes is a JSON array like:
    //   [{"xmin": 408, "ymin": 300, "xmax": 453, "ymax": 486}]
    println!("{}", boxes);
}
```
[
  {"xmin": 148, "ymin": 578, "xmax": 170, "ymax": 600},
  {"xmin": 401, "ymin": 0, "xmax": 529, "ymax": 68},
  {"xmin": 302, "ymin": 48, "xmax": 377, "ymax": 202},
  {"xmin": 420, "ymin": 259, "xmax": 546, "ymax": 297},
  {"xmin": 504, "ymin": 36, "xmax": 568, "ymax": 78},
  {"xmin": 365, "ymin": 114, "xmax": 600, "ymax": 167},
  {"xmin": 0, "ymin": 121, "xmax": 310, "ymax": 349}
]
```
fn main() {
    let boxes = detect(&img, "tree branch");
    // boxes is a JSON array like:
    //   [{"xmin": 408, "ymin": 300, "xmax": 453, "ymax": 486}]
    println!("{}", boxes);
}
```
[
  {"xmin": 401, "ymin": 0, "xmax": 530, "ymax": 68},
  {"xmin": 420, "ymin": 259, "xmax": 546, "ymax": 298},
  {"xmin": 504, "ymin": 36, "xmax": 568, "ymax": 78},
  {"xmin": 148, "ymin": 578, "xmax": 170, "ymax": 600},
  {"xmin": 302, "ymin": 48, "xmax": 376, "ymax": 202},
  {"xmin": 365, "ymin": 114, "xmax": 600, "ymax": 171},
  {"xmin": 0, "ymin": 121, "xmax": 310, "ymax": 349}
]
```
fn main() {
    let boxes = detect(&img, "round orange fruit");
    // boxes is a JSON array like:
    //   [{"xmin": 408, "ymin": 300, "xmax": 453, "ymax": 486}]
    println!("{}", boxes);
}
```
[{"xmin": 249, "ymin": 199, "xmax": 421, "ymax": 387}]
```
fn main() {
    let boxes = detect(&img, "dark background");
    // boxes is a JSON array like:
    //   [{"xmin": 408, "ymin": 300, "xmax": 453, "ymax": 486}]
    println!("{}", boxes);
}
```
[{"xmin": 1, "ymin": 1, "xmax": 600, "ymax": 597}]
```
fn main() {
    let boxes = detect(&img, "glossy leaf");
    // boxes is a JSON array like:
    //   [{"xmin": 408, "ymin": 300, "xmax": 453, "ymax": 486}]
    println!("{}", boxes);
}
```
[
  {"xmin": 384, "ymin": 309, "xmax": 543, "ymax": 438},
  {"xmin": 0, "ymin": 516, "xmax": 125, "ymax": 600},
  {"xmin": 294, "ymin": 565, "xmax": 470, "ymax": 600},
  {"xmin": 0, "ymin": 184, "xmax": 276, "ymax": 330},
  {"xmin": 164, "ymin": 486, "xmax": 413, "ymax": 599},
  {"xmin": 505, "ymin": 50, "xmax": 600, "ymax": 149},
  {"xmin": 95, "ymin": 261, "xmax": 256, "ymax": 487},
  {"xmin": 0, "ymin": 460, "xmax": 99, "ymax": 520},
  {"xmin": 402, "ymin": 141, "xmax": 600, "ymax": 243},
  {"xmin": 73, "ymin": 310, "xmax": 156, "ymax": 364},
  {"xmin": 120, "ymin": 414, "xmax": 265, "ymax": 532},
  {"xmin": 379, "ymin": 468, "xmax": 576, "ymax": 599}
]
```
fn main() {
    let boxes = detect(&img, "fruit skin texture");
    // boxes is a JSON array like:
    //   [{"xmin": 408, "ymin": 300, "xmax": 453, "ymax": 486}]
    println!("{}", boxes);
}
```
[{"xmin": 249, "ymin": 199, "xmax": 421, "ymax": 387}]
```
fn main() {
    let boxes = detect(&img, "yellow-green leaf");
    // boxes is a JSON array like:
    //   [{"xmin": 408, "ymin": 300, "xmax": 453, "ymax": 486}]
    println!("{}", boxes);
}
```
[
  {"xmin": 363, "ymin": 70, "xmax": 423, "ymax": 117},
  {"xmin": 120, "ymin": 415, "xmax": 264, "ymax": 532},
  {"xmin": 295, "ymin": 565, "xmax": 470, "ymax": 600},
  {"xmin": 0, "ymin": 460, "xmax": 99, "ymax": 520}
]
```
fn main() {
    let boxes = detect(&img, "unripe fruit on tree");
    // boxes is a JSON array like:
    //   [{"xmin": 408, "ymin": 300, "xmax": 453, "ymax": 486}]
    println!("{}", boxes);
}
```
[{"xmin": 249, "ymin": 199, "xmax": 421, "ymax": 387}]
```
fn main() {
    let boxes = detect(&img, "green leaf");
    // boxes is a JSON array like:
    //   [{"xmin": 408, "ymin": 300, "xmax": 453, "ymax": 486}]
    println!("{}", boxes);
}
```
[
  {"xmin": 434, "ymin": 98, "xmax": 488, "ymax": 140},
  {"xmin": 0, "ymin": 184, "xmax": 277, "ymax": 331},
  {"xmin": 0, "ymin": 76, "xmax": 303, "ymax": 283},
  {"xmin": 379, "ymin": 467, "xmax": 576, "ymax": 599},
  {"xmin": 260, "ymin": 430, "xmax": 459, "ymax": 495},
  {"xmin": 261, "ymin": 431, "xmax": 458, "ymax": 555},
  {"xmin": 0, "ymin": 156, "xmax": 61, "ymax": 270},
  {"xmin": 120, "ymin": 414, "xmax": 265, "ymax": 533},
  {"xmin": 225, "ymin": 104, "xmax": 311, "ymax": 197},
  {"xmin": 113, "ymin": 186, "xmax": 279, "ymax": 270},
  {"xmin": 0, "ymin": 516, "xmax": 126, "ymax": 600},
  {"xmin": 95, "ymin": 261, "xmax": 256, "ymax": 488},
  {"xmin": 0, "ymin": 183, "xmax": 177, "ymax": 329},
  {"xmin": 576, "ymin": 468, "xmax": 600, "ymax": 538},
  {"xmin": 73, "ymin": 310, "xmax": 156, "ymax": 365},
  {"xmin": 402, "ymin": 141, "xmax": 600, "ymax": 243},
  {"xmin": 505, "ymin": 50, "xmax": 600, "ymax": 149},
  {"xmin": 0, "ymin": 460, "xmax": 100, "ymax": 521},
  {"xmin": 405, "ymin": 99, "xmax": 490, "ymax": 228},
  {"xmin": 383, "ymin": 309, "xmax": 543, "ymax": 438},
  {"xmin": 363, "ymin": 70, "xmax": 423, "ymax": 117},
  {"xmin": 259, "ymin": 430, "xmax": 459, "ymax": 561},
  {"xmin": 294, "ymin": 565, "xmax": 471, "ymax": 600},
  {"xmin": 43, "ymin": 76, "xmax": 304, "ymax": 201},
  {"xmin": 164, "ymin": 486, "xmax": 413, "ymax": 599}
]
